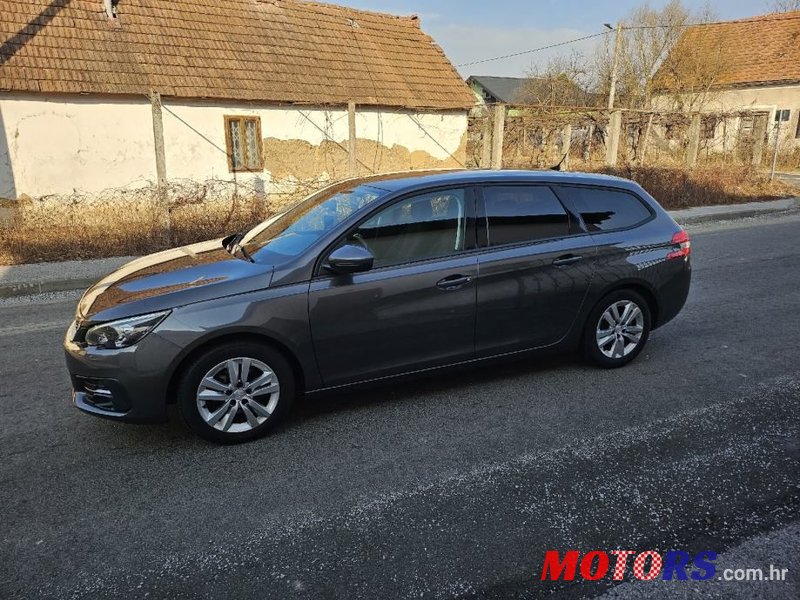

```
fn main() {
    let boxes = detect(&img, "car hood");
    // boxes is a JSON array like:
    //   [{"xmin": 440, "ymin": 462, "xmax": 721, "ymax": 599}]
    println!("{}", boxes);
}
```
[{"xmin": 77, "ymin": 239, "xmax": 274, "ymax": 322}]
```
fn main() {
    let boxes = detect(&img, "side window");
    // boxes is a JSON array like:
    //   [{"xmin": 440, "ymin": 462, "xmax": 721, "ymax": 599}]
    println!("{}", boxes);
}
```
[
  {"xmin": 557, "ymin": 186, "xmax": 652, "ymax": 232},
  {"xmin": 482, "ymin": 185, "xmax": 569, "ymax": 246},
  {"xmin": 351, "ymin": 189, "xmax": 466, "ymax": 268}
]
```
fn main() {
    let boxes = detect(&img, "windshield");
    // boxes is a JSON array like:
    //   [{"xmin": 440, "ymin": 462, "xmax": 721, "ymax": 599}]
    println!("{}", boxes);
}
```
[{"xmin": 241, "ymin": 182, "xmax": 385, "ymax": 263}]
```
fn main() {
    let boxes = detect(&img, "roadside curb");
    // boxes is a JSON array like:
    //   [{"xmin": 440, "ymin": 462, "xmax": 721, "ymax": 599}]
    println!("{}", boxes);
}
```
[
  {"xmin": 670, "ymin": 197, "xmax": 800, "ymax": 226},
  {"xmin": 1, "ymin": 197, "xmax": 799, "ymax": 300},
  {"xmin": 0, "ymin": 277, "xmax": 100, "ymax": 300}
]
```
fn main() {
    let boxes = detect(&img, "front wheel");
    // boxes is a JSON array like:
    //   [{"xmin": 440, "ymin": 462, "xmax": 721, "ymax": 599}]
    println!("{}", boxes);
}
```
[
  {"xmin": 583, "ymin": 290, "xmax": 651, "ymax": 368},
  {"xmin": 177, "ymin": 342, "xmax": 294, "ymax": 444}
]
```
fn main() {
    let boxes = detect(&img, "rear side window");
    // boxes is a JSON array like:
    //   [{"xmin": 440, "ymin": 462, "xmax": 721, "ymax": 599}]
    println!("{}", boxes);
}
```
[
  {"xmin": 482, "ymin": 185, "xmax": 569, "ymax": 246},
  {"xmin": 558, "ymin": 186, "xmax": 652, "ymax": 232}
]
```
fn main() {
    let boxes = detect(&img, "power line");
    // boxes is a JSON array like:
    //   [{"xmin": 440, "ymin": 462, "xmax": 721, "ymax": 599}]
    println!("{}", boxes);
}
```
[
  {"xmin": 457, "ymin": 12, "xmax": 800, "ymax": 69},
  {"xmin": 623, "ymin": 12, "xmax": 800, "ymax": 30},
  {"xmin": 457, "ymin": 31, "xmax": 609, "ymax": 68}
]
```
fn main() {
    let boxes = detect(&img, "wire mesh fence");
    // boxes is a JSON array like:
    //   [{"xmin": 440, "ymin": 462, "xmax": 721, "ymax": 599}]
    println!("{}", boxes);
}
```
[{"xmin": 467, "ymin": 104, "xmax": 799, "ymax": 174}]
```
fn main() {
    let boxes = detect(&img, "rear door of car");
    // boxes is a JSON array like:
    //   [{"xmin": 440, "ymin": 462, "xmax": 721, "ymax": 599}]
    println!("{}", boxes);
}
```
[
  {"xmin": 308, "ymin": 186, "xmax": 479, "ymax": 387},
  {"xmin": 474, "ymin": 183, "xmax": 596, "ymax": 356}
]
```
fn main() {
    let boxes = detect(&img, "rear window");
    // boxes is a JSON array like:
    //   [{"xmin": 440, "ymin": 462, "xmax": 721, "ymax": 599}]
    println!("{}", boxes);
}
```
[
  {"xmin": 482, "ymin": 185, "xmax": 569, "ymax": 246},
  {"xmin": 557, "ymin": 186, "xmax": 652, "ymax": 232}
]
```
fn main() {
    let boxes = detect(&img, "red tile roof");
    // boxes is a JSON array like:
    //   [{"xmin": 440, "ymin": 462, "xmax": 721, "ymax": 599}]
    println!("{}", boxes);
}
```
[
  {"xmin": 657, "ymin": 11, "xmax": 800, "ymax": 89},
  {"xmin": 0, "ymin": 0, "xmax": 474, "ymax": 110}
]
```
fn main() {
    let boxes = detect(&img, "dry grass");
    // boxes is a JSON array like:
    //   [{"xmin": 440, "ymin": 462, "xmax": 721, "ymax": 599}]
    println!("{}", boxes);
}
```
[
  {"xmin": 0, "ymin": 165, "xmax": 796, "ymax": 265},
  {"xmin": 591, "ymin": 164, "xmax": 794, "ymax": 210},
  {"xmin": 0, "ymin": 195, "xmax": 276, "ymax": 265}
]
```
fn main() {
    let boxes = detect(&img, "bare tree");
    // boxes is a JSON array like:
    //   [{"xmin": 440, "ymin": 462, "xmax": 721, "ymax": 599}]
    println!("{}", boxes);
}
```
[
  {"xmin": 516, "ymin": 51, "xmax": 593, "ymax": 108},
  {"xmin": 770, "ymin": 0, "xmax": 800, "ymax": 11},
  {"xmin": 594, "ymin": 0, "xmax": 720, "ymax": 110},
  {"xmin": 653, "ymin": 21, "xmax": 732, "ymax": 112}
]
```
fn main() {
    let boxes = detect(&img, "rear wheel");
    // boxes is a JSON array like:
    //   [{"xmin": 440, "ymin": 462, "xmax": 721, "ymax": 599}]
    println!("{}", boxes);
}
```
[
  {"xmin": 583, "ymin": 290, "xmax": 651, "ymax": 368},
  {"xmin": 177, "ymin": 342, "xmax": 294, "ymax": 443}
]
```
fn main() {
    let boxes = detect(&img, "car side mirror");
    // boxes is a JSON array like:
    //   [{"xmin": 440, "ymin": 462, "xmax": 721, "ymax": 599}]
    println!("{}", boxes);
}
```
[{"xmin": 326, "ymin": 243, "xmax": 374, "ymax": 274}]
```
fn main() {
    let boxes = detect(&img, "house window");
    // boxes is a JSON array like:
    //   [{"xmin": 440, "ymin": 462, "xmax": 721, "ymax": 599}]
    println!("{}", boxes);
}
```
[
  {"xmin": 225, "ymin": 116, "xmax": 263, "ymax": 172},
  {"xmin": 796, "ymin": 112, "xmax": 800, "ymax": 139},
  {"xmin": 774, "ymin": 109, "xmax": 790, "ymax": 122}
]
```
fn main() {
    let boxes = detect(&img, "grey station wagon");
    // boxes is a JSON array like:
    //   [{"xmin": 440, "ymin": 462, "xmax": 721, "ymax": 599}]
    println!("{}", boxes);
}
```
[{"xmin": 64, "ymin": 170, "xmax": 692, "ymax": 443}]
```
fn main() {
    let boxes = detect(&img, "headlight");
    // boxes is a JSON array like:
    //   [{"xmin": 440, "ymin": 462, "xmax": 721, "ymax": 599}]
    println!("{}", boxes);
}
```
[{"xmin": 85, "ymin": 311, "xmax": 170, "ymax": 349}]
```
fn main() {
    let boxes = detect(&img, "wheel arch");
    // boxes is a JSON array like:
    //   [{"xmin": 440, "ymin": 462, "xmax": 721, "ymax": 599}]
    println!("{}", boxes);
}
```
[
  {"xmin": 164, "ymin": 331, "xmax": 308, "ymax": 405},
  {"xmin": 589, "ymin": 280, "xmax": 660, "ymax": 329}
]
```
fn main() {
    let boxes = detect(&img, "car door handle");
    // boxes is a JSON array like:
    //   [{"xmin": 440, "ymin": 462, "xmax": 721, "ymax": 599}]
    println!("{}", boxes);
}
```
[
  {"xmin": 436, "ymin": 275, "xmax": 473, "ymax": 290},
  {"xmin": 552, "ymin": 254, "xmax": 583, "ymax": 267}
]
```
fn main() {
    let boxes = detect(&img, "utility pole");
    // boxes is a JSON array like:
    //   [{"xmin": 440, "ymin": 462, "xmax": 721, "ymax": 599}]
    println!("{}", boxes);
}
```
[
  {"xmin": 347, "ymin": 101, "xmax": 357, "ymax": 177},
  {"xmin": 606, "ymin": 22, "xmax": 623, "ymax": 110},
  {"xmin": 150, "ymin": 90, "xmax": 170, "ymax": 243},
  {"xmin": 150, "ymin": 91, "xmax": 167, "ymax": 189}
]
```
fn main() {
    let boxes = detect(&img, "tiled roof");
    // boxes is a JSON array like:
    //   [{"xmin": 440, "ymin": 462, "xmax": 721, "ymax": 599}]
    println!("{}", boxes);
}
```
[
  {"xmin": 656, "ymin": 11, "xmax": 800, "ymax": 89},
  {"xmin": 0, "ymin": 0, "xmax": 475, "ymax": 110}
]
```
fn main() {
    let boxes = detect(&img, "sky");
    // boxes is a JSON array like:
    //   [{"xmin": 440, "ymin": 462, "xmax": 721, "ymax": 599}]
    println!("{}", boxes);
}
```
[{"xmin": 342, "ymin": 0, "xmax": 779, "ymax": 77}]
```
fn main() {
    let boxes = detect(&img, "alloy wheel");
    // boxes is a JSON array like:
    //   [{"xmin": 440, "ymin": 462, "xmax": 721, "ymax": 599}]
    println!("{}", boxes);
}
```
[
  {"xmin": 196, "ymin": 357, "xmax": 280, "ymax": 433},
  {"xmin": 595, "ymin": 300, "xmax": 645, "ymax": 359}
]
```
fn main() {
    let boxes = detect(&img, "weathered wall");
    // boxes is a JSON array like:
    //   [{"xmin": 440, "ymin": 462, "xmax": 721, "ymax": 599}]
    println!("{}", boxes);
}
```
[
  {"xmin": 653, "ymin": 84, "xmax": 800, "ymax": 149},
  {"xmin": 0, "ymin": 93, "xmax": 468, "ymax": 202},
  {"xmin": 0, "ymin": 94, "xmax": 155, "ymax": 199}
]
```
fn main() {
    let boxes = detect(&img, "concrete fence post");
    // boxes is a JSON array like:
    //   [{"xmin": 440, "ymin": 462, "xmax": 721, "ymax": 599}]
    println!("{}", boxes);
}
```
[
  {"xmin": 639, "ymin": 113, "xmax": 654, "ymax": 166},
  {"xmin": 770, "ymin": 119, "xmax": 783, "ymax": 182},
  {"xmin": 348, "ymin": 101, "xmax": 357, "ymax": 177},
  {"xmin": 491, "ymin": 103, "xmax": 506, "ymax": 170},
  {"xmin": 605, "ymin": 111, "xmax": 622, "ymax": 167},
  {"xmin": 687, "ymin": 113, "xmax": 701, "ymax": 169},
  {"xmin": 480, "ymin": 110, "xmax": 493, "ymax": 169},
  {"xmin": 752, "ymin": 114, "xmax": 768, "ymax": 167},
  {"xmin": 561, "ymin": 124, "xmax": 572, "ymax": 171},
  {"xmin": 584, "ymin": 123, "xmax": 595, "ymax": 163}
]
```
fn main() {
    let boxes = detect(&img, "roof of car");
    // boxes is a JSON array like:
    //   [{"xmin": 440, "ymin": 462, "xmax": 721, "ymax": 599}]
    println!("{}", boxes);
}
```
[{"xmin": 354, "ymin": 169, "xmax": 635, "ymax": 193}]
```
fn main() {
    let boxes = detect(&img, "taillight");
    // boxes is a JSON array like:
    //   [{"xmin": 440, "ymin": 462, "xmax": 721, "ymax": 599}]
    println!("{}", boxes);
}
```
[{"xmin": 667, "ymin": 230, "xmax": 691, "ymax": 260}]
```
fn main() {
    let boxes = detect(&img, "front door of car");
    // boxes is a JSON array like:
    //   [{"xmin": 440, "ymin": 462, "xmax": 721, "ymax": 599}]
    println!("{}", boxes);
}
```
[
  {"xmin": 475, "ymin": 184, "xmax": 596, "ymax": 356},
  {"xmin": 309, "ymin": 187, "xmax": 478, "ymax": 387}
]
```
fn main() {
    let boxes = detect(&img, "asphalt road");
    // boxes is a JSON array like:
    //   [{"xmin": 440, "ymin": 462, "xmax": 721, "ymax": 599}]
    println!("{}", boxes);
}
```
[{"xmin": 1, "ymin": 214, "xmax": 799, "ymax": 599}]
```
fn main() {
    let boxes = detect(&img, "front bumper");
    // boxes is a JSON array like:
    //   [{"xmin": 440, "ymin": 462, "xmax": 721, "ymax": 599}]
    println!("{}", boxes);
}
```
[{"xmin": 64, "ymin": 327, "xmax": 182, "ymax": 423}]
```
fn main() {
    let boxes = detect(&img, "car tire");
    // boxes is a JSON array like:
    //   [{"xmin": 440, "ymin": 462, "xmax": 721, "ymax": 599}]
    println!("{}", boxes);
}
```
[
  {"xmin": 177, "ymin": 342, "xmax": 294, "ymax": 444},
  {"xmin": 583, "ymin": 290, "xmax": 652, "ymax": 369}
]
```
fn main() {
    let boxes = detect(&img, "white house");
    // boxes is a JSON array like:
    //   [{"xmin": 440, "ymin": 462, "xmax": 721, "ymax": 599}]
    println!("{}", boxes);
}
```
[
  {"xmin": 0, "ymin": 0, "xmax": 475, "ymax": 203},
  {"xmin": 653, "ymin": 10, "xmax": 800, "ymax": 156}
]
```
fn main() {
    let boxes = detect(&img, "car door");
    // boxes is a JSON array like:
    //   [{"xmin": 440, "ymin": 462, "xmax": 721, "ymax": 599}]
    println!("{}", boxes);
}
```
[
  {"xmin": 309, "ymin": 187, "xmax": 478, "ymax": 387},
  {"xmin": 474, "ymin": 184, "xmax": 596, "ymax": 356}
]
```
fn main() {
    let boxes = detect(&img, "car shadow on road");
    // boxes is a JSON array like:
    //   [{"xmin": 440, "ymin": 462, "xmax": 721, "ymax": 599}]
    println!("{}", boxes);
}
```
[
  {"xmin": 289, "ymin": 351, "xmax": 582, "ymax": 424},
  {"xmin": 75, "ymin": 351, "xmax": 587, "ymax": 448}
]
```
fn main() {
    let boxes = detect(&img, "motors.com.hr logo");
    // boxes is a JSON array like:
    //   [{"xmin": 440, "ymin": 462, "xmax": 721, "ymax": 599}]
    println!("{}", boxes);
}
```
[{"xmin": 541, "ymin": 550, "xmax": 716, "ymax": 582}]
